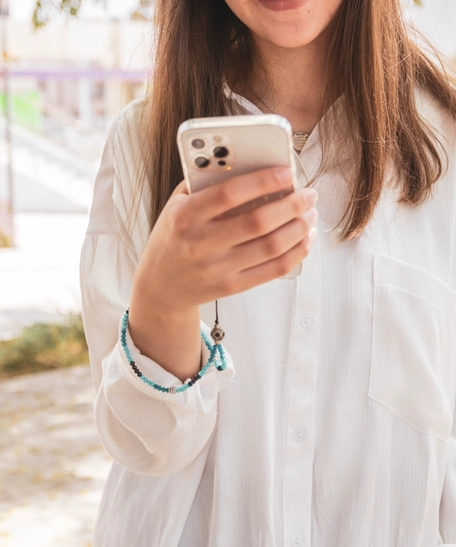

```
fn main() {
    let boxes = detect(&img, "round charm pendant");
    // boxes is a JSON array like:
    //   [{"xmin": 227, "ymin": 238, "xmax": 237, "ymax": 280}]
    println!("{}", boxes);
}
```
[
  {"xmin": 292, "ymin": 131, "xmax": 309, "ymax": 152},
  {"xmin": 211, "ymin": 324, "xmax": 225, "ymax": 344}
]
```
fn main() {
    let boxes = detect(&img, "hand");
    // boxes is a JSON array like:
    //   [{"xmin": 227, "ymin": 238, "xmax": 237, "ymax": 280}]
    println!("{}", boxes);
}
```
[{"xmin": 133, "ymin": 166, "xmax": 318, "ymax": 313}]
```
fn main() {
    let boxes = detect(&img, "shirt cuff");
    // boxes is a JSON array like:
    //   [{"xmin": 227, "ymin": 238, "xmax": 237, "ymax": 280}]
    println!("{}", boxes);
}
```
[{"xmin": 117, "ymin": 317, "xmax": 235, "ymax": 415}]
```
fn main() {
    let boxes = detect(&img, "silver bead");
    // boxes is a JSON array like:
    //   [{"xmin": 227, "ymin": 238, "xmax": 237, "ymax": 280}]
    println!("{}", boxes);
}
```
[
  {"xmin": 211, "ymin": 324, "xmax": 225, "ymax": 344},
  {"xmin": 169, "ymin": 387, "xmax": 177, "ymax": 394}
]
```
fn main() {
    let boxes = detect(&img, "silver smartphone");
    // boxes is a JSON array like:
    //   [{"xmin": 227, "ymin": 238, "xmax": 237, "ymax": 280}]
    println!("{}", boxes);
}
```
[{"xmin": 177, "ymin": 114, "xmax": 302, "ymax": 279}]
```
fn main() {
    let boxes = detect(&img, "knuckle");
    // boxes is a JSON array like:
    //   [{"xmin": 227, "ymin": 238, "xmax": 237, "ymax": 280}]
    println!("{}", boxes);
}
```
[
  {"xmin": 204, "ymin": 261, "xmax": 221, "ymax": 282},
  {"xmin": 184, "ymin": 239, "xmax": 204, "ymax": 262},
  {"xmin": 169, "ymin": 204, "xmax": 188, "ymax": 234},
  {"xmin": 258, "ymin": 170, "xmax": 274, "ymax": 190},
  {"xmin": 263, "ymin": 233, "xmax": 282, "ymax": 258},
  {"xmin": 274, "ymin": 256, "xmax": 292, "ymax": 278},
  {"xmin": 217, "ymin": 184, "xmax": 237, "ymax": 208},
  {"xmin": 248, "ymin": 208, "xmax": 269, "ymax": 234},
  {"xmin": 291, "ymin": 193, "xmax": 306, "ymax": 216},
  {"xmin": 220, "ymin": 278, "xmax": 237, "ymax": 295}
]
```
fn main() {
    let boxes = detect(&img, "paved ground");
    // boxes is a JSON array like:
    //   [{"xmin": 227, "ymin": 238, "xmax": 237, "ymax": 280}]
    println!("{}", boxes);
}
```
[
  {"xmin": 0, "ymin": 365, "xmax": 112, "ymax": 547},
  {"xmin": 0, "ymin": 212, "xmax": 112, "ymax": 546}
]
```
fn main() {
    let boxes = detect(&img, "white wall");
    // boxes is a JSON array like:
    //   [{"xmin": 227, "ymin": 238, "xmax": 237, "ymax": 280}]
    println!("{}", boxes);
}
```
[
  {"xmin": 5, "ymin": 20, "xmax": 151, "ymax": 69},
  {"xmin": 404, "ymin": 0, "xmax": 456, "ymax": 60},
  {"xmin": 5, "ymin": 2, "xmax": 456, "ymax": 67}
]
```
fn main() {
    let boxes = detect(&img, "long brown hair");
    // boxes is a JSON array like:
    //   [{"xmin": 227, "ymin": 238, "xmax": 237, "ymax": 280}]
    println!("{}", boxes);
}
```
[{"xmin": 138, "ymin": 0, "xmax": 456, "ymax": 242}]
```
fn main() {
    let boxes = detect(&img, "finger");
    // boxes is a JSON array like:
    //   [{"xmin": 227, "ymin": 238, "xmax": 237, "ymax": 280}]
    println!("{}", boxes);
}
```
[
  {"xmin": 235, "ymin": 228, "xmax": 318, "ymax": 291},
  {"xmin": 207, "ymin": 188, "xmax": 318, "ymax": 248},
  {"xmin": 185, "ymin": 167, "xmax": 298, "ymax": 223},
  {"xmin": 171, "ymin": 180, "xmax": 189, "ymax": 197},
  {"xmin": 226, "ymin": 212, "xmax": 318, "ymax": 271}
]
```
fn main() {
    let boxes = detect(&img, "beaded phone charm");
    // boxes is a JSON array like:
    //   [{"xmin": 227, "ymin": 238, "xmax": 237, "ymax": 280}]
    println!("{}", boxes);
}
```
[{"xmin": 120, "ymin": 300, "xmax": 227, "ymax": 394}]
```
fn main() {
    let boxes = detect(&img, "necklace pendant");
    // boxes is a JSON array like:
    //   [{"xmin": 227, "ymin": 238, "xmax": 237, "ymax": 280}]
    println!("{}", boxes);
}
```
[{"xmin": 292, "ymin": 131, "xmax": 309, "ymax": 152}]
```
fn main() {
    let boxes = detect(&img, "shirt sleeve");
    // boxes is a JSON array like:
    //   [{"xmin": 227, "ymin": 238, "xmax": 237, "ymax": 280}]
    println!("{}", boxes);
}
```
[{"xmin": 79, "ymin": 102, "xmax": 235, "ymax": 476}]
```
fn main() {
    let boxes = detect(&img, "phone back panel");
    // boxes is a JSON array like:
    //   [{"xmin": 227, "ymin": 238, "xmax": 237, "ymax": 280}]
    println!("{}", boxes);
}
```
[{"xmin": 177, "ymin": 115, "xmax": 297, "ymax": 194}]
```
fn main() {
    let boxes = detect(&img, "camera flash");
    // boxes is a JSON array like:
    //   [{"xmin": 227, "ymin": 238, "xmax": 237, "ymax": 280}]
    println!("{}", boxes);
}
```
[{"xmin": 213, "ymin": 135, "xmax": 222, "ymax": 143}]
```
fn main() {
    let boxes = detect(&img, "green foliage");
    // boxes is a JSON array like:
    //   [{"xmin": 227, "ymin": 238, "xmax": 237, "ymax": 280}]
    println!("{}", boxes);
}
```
[
  {"xmin": 32, "ymin": 0, "xmax": 105, "ymax": 29},
  {"xmin": 0, "ymin": 230, "xmax": 12, "ymax": 248},
  {"xmin": 131, "ymin": 0, "xmax": 155, "ymax": 21},
  {"xmin": 32, "ymin": 0, "xmax": 154, "ymax": 29},
  {"xmin": 0, "ymin": 314, "xmax": 89, "ymax": 378}
]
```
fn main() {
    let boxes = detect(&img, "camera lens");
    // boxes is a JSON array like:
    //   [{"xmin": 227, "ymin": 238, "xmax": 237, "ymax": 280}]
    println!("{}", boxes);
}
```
[
  {"xmin": 191, "ymin": 138, "xmax": 205, "ymax": 149},
  {"xmin": 213, "ymin": 146, "xmax": 229, "ymax": 158},
  {"xmin": 194, "ymin": 156, "xmax": 210, "ymax": 168}
]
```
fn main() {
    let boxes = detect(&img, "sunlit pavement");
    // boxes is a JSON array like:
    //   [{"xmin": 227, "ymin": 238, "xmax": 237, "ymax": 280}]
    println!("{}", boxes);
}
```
[
  {"xmin": 0, "ymin": 365, "xmax": 112, "ymax": 546},
  {"xmin": 0, "ymin": 213, "xmax": 89, "ymax": 340},
  {"xmin": 0, "ymin": 213, "xmax": 113, "ymax": 545}
]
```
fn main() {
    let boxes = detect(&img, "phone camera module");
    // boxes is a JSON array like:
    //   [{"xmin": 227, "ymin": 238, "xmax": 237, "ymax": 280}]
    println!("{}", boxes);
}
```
[
  {"xmin": 213, "ymin": 146, "xmax": 229, "ymax": 158},
  {"xmin": 194, "ymin": 156, "xmax": 210, "ymax": 168},
  {"xmin": 191, "ymin": 138, "xmax": 205, "ymax": 149}
]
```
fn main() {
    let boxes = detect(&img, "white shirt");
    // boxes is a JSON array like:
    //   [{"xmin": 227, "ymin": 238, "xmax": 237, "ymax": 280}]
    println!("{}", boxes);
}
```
[{"xmin": 80, "ymin": 88, "xmax": 456, "ymax": 547}]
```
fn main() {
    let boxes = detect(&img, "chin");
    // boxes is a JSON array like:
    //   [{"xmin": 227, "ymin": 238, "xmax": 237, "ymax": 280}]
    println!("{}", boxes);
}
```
[
  {"xmin": 259, "ymin": 25, "xmax": 325, "ymax": 49},
  {"xmin": 226, "ymin": 0, "xmax": 342, "ymax": 50}
]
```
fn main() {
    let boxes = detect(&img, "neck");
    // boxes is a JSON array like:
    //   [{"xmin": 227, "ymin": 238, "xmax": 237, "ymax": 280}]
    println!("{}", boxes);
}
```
[{"xmin": 239, "ymin": 30, "xmax": 335, "ymax": 134}]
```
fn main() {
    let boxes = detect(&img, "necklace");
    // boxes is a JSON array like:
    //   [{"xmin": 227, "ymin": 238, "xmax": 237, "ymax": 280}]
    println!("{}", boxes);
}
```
[{"xmin": 246, "ymin": 83, "xmax": 310, "ymax": 153}]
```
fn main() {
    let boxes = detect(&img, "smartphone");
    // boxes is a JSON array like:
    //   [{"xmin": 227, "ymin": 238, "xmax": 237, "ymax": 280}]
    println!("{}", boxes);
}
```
[{"xmin": 177, "ymin": 114, "xmax": 302, "ymax": 279}]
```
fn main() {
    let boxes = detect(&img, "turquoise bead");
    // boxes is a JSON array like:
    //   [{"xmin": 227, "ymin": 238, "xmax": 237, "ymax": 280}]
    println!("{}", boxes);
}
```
[{"xmin": 119, "ymin": 309, "xmax": 228, "ymax": 394}]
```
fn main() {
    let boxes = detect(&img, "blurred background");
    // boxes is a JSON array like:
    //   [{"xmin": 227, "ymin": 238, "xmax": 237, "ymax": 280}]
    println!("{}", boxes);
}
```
[{"xmin": 0, "ymin": 1, "xmax": 455, "ymax": 545}]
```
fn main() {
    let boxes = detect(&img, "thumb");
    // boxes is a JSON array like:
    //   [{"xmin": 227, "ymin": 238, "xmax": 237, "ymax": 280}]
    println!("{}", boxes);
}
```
[{"xmin": 171, "ymin": 180, "xmax": 189, "ymax": 197}]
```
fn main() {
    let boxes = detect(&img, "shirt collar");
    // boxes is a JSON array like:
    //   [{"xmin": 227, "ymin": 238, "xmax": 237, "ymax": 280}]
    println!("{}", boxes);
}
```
[{"xmin": 222, "ymin": 81, "xmax": 350, "ymax": 176}]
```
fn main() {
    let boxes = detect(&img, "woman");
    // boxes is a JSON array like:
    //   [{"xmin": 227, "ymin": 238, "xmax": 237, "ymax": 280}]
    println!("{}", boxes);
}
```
[{"xmin": 80, "ymin": 0, "xmax": 456, "ymax": 545}]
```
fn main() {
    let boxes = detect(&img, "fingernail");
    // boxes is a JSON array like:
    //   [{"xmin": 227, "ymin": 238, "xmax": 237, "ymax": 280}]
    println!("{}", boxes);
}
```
[
  {"xmin": 308, "ymin": 227, "xmax": 318, "ymax": 243},
  {"xmin": 305, "ymin": 189, "xmax": 318, "ymax": 206},
  {"xmin": 304, "ymin": 208, "xmax": 318, "ymax": 224},
  {"xmin": 274, "ymin": 167, "xmax": 292, "ymax": 184}
]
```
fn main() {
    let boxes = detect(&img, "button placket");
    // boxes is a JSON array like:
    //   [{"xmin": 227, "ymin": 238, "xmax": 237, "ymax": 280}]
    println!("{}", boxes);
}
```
[
  {"xmin": 283, "ymin": 233, "xmax": 321, "ymax": 546},
  {"xmin": 290, "ymin": 533, "xmax": 304, "ymax": 546},
  {"xmin": 292, "ymin": 424, "xmax": 307, "ymax": 443},
  {"xmin": 300, "ymin": 314, "xmax": 314, "ymax": 331}
]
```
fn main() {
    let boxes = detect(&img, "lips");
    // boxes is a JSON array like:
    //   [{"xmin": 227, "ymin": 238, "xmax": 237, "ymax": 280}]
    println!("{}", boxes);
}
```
[{"xmin": 256, "ymin": 0, "xmax": 310, "ymax": 12}]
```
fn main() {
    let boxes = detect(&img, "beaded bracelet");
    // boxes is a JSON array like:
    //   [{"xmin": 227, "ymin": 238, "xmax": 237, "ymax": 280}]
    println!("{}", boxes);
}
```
[{"xmin": 120, "ymin": 307, "xmax": 228, "ymax": 394}]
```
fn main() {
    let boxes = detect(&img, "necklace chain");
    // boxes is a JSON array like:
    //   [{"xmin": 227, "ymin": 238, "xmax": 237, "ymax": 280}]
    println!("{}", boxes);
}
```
[{"xmin": 246, "ymin": 82, "xmax": 310, "ymax": 152}]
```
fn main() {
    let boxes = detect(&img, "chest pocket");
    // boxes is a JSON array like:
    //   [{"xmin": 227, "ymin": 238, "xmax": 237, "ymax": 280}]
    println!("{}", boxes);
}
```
[{"xmin": 368, "ymin": 254, "xmax": 456, "ymax": 442}]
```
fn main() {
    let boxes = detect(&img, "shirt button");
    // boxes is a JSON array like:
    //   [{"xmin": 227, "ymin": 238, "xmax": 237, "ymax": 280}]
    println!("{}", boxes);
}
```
[
  {"xmin": 292, "ymin": 426, "xmax": 307, "ymax": 442},
  {"xmin": 300, "ymin": 314, "xmax": 314, "ymax": 330},
  {"xmin": 290, "ymin": 534, "xmax": 304, "ymax": 546}
]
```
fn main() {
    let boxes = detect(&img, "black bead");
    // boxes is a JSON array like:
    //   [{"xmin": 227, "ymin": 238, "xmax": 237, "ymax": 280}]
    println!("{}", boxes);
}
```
[
  {"xmin": 130, "ymin": 361, "xmax": 135, "ymax": 366},
  {"xmin": 138, "ymin": 372, "xmax": 142, "ymax": 377},
  {"xmin": 126, "ymin": 309, "xmax": 129, "ymax": 315}
]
